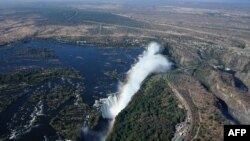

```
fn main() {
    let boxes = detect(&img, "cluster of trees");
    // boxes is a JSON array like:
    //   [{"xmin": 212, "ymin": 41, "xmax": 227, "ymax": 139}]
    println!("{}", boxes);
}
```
[
  {"xmin": 0, "ymin": 65, "xmax": 88, "ymax": 140},
  {"xmin": 104, "ymin": 70, "xmax": 123, "ymax": 80},
  {"xmin": 107, "ymin": 76, "xmax": 186, "ymax": 141},
  {"xmin": 0, "ymin": 68, "xmax": 82, "ymax": 86},
  {"xmin": 0, "ymin": 68, "xmax": 82, "ymax": 114}
]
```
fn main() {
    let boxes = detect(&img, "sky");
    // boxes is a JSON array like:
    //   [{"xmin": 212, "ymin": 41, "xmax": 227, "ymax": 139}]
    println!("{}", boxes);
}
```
[
  {"xmin": 1, "ymin": 0, "xmax": 250, "ymax": 3},
  {"xmin": 0, "ymin": 0, "xmax": 249, "ymax": 8}
]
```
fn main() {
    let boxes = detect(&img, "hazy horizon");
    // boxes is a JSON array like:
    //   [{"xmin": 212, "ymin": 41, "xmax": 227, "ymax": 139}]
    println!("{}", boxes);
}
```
[{"xmin": 1, "ymin": 0, "xmax": 250, "ymax": 4}]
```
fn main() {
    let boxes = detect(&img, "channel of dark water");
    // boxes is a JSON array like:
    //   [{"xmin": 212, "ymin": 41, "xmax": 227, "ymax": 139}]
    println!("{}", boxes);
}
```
[{"xmin": 216, "ymin": 97, "xmax": 240, "ymax": 124}]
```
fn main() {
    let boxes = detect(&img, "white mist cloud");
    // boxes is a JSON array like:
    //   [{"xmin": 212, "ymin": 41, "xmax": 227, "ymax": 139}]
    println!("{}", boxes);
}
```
[{"xmin": 101, "ymin": 42, "xmax": 171, "ymax": 119}]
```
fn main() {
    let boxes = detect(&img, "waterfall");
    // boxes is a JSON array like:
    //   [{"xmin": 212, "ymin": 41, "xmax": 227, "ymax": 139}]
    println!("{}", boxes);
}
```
[{"xmin": 100, "ymin": 42, "xmax": 171, "ymax": 119}]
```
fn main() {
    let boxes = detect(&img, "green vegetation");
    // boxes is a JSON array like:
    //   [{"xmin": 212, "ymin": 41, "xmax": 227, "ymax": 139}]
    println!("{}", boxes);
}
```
[
  {"xmin": 232, "ymin": 39, "xmax": 246, "ymax": 49},
  {"xmin": 0, "ymin": 93, "xmax": 23, "ymax": 113},
  {"xmin": 29, "ymin": 84, "xmax": 84, "ymax": 111},
  {"xmin": 0, "ymin": 68, "xmax": 82, "ymax": 90},
  {"xmin": 0, "ymin": 68, "xmax": 82, "ymax": 113},
  {"xmin": 88, "ymin": 111, "xmax": 102, "ymax": 129},
  {"xmin": 200, "ymin": 47, "xmax": 222, "ymax": 63},
  {"xmin": 0, "ymin": 67, "xmax": 92, "ymax": 140},
  {"xmin": 16, "ymin": 47, "xmax": 57, "ymax": 59},
  {"xmin": 192, "ymin": 66, "xmax": 211, "ymax": 90},
  {"xmin": 48, "ymin": 85, "xmax": 76, "ymax": 110},
  {"xmin": 104, "ymin": 70, "xmax": 123, "ymax": 80},
  {"xmin": 107, "ymin": 75, "xmax": 186, "ymax": 141},
  {"xmin": 50, "ymin": 104, "xmax": 88, "ymax": 141},
  {"xmin": 48, "ymin": 84, "xmax": 100, "ymax": 141}
]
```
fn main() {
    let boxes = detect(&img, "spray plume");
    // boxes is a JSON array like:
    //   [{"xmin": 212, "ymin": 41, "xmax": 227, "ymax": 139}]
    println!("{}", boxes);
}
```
[{"xmin": 100, "ymin": 42, "xmax": 171, "ymax": 119}]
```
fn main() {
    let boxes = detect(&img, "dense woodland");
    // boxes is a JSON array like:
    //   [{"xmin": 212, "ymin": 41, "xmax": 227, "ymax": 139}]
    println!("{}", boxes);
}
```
[{"xmin": 107, "ymin": 75, "xmax": 186, "ymax": 141}]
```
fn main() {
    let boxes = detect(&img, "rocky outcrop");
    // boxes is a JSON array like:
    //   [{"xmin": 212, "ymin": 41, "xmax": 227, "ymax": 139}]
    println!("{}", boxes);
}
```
[{"xmin": 208, "ymin": 70, "xmax": 250, "ymax": 124}]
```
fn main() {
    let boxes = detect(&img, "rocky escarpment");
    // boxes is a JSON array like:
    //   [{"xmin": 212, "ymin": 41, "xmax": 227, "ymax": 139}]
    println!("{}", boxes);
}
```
[
  {"xmin": 166, "ymin": 40, "xmax": 250, "ymax": 124},
  {"xmin": 208, "ymin": 70, "xmax": 250, "ymax": 124}
]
